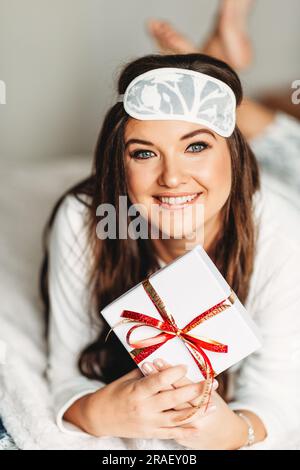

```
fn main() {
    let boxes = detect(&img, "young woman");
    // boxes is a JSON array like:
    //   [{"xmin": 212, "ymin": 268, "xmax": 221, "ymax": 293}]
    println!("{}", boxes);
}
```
[{"xmin": 42, "ymin": 53, "xmax": 300, "ymax": 450}]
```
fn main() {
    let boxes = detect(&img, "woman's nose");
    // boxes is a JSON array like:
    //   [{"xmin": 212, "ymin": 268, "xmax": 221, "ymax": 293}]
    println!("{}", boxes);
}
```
[{"xmin": 157, "ymin": 157, "xmax": 188, "ymax": 188}]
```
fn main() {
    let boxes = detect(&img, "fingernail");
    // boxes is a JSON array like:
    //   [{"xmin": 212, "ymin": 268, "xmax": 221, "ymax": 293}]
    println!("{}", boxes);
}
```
[
  {"xmin": 205, "ymin": 405, "xmax": 217, "ymax": 415},
  {"xmin": 153, "ymin": 358, "xmax": 165, "ymax": 370},
  {"xmin": 213, "ymin": 379, "xmax": 218, "ymax": 390},
  {"xmin": 142, "ymin": 362, "xmax": 154, "ymax": 374}
]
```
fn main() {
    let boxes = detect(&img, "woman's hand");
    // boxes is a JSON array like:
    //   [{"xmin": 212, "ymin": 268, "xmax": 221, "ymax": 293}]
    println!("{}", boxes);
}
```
[
  {"xmin": 143, "ymin": 358, "xmax": 250, "ymax": 450},
  {"xmin": 175, "ymin": 391, "xmax": 249, "ymax": 450},
  {"xmin": 81, "ymin": 363, "xmax": 213, "ymax": 440}
]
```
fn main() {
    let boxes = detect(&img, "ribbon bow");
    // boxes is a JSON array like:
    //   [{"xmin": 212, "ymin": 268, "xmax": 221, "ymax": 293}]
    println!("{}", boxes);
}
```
[{"xmin": 106, "ymin": 279, "xmax": 235, "ymax": 409}]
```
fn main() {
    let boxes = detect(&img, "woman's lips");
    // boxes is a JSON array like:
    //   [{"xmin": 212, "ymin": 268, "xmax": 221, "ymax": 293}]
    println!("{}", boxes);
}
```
[{"xmin": 153, "ymin": 192, "xmax": 203, "ymax": 210}]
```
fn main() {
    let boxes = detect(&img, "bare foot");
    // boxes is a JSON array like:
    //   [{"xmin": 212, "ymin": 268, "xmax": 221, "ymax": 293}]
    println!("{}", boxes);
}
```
[
  {"xmin": 217, "ymin": 0, "xmax": 254, "ymax": 70},
  {"xmin": 147, "ymin": 0, "xmax": 254, "ymax": 71},
  {"xmin": 146, "ymin": 19, "xmax": 198, "ymax": 55}
]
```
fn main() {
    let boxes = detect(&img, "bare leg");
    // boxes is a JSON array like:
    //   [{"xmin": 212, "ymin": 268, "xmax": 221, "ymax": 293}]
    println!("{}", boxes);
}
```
[
  {"xmin": 237, "ymin": 98, "xmax": 275, "ymax": 140},
  {"xmin": 211, "ymin": 0, "xmax": 254, "ymax": 71},
  {"xmin": 146, "ymin": 0, "xmax": 275, "ymax": 139},
  {"xmin": 147, "ymin": 0, "xmax": 254, "ymax": 70},
  {"xmin": 147, "ymin": 18, "xmax": 198, "ymax": 55}
]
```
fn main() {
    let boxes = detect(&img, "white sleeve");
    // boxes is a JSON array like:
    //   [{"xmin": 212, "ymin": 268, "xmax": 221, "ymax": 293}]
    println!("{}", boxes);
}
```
[
  {"xmin": 229, "ymin": 242, "xmax": 300, "ymax": 449},
  {"xmin": 46, "ymin": 195, "xmax": 106, "ymax": 435}
]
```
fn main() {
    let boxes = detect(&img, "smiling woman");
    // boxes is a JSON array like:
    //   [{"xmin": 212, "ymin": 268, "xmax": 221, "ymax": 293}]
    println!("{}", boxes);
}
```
[
  {"xmin": 39, "ymin": 53, "xmax": 300, "ymax": 449},
  {"xmin": 124, "ymin": 119, "xmax": 232, "ymax": 247}
]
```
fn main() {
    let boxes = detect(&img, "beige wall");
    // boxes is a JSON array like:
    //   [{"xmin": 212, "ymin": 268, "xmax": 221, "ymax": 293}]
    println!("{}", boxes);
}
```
[{"xmin": 0, "ymin": 0, "xmax": 299, "ymax": 161}]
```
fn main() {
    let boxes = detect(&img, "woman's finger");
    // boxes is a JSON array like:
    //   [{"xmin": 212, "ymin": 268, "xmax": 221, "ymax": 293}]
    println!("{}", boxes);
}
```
[
  {"xmin": 151, "ymin": 359, "xmax": 194, "ymax": 409},
  {"xmin": 156, "ymin": 405, "xmax": 203, "ymax": 427},
  {"xmin": 154, "ymin": 425, "xmax": 197, "ymax": 441},
  {"xmin": 141, "ymin": 361, "xmax": 175, "ymax": 392},
  {"xmin": 162, "ymin": 401, "xmax": 217, "ymax": 427},
  {"xmin": 153, "ymin": 358, "xmax": 193, "ymax": 387},
  {"xmin": 150, "ymin": 380, "xmax": 208, "ymax": 412},
  {"xmin": 150, "ymin": 358, "xmax": 218, "ymax": 409},
  {"xmin": 137, "ymin": 363, "xmax": 188, "ymax": 397}
]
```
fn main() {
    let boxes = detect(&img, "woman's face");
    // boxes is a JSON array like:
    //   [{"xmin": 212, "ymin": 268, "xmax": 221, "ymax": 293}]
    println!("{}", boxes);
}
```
[{"xmin": 124, "ymin": 118, "xmax": 232, "ymax": 241}]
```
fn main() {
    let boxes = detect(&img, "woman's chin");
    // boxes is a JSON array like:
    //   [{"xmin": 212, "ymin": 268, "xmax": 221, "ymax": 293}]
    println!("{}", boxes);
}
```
[{"xmin": 151, "ymin": 223, "xmax": 205, "ymax": 242}]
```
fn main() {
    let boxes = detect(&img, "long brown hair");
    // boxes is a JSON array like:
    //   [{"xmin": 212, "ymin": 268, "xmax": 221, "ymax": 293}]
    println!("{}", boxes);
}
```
[{"xmin": 40, "ymin": 53, "xmax": 260, "ymax": 400}]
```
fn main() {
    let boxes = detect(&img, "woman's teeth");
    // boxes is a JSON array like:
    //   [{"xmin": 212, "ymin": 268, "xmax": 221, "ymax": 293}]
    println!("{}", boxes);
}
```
[{"xmin": 157, "ymin": 194, "xmax": 199, "ymax": 205}]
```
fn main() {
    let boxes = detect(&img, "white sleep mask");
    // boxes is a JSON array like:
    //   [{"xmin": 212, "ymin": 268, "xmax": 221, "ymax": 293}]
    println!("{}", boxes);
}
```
[{"xmin": 118, "ymin": 67, "xmax": 236, "ymax": 137}]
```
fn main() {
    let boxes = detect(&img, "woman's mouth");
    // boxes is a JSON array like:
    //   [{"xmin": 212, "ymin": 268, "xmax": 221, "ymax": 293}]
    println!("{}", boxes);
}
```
[{"xmin": 153, "ymin": 192, "xmax": 203, "ymax": 210}]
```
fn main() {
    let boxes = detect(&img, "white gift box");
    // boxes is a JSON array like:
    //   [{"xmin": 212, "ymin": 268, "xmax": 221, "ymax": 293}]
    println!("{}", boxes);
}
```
[{"xmin": 101, "ymin": 245, "xmax": 262, "ymax": 382}]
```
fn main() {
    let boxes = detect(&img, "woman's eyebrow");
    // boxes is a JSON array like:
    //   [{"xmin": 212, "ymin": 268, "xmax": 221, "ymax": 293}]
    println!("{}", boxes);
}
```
[
  {"xmin": 124, "ymin": 138, "xmax": 154, "ymax": 149},
  {"xmin": 124, "ymin": 128, "xmax": 216, "ymax": 149},
  {"xmin": 180, "ymin": 128, "xmax": 216, "ymax": 140}
]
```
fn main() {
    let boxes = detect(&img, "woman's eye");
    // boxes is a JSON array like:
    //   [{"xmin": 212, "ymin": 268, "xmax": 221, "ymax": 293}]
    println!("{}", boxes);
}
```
[
  {"xmin": 186, "ymin": 142, "xmax": 209, "ymax": 153},
  {"xmin": 130, "ymin": 149, "xmax": 156, "ymax": 160}
]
